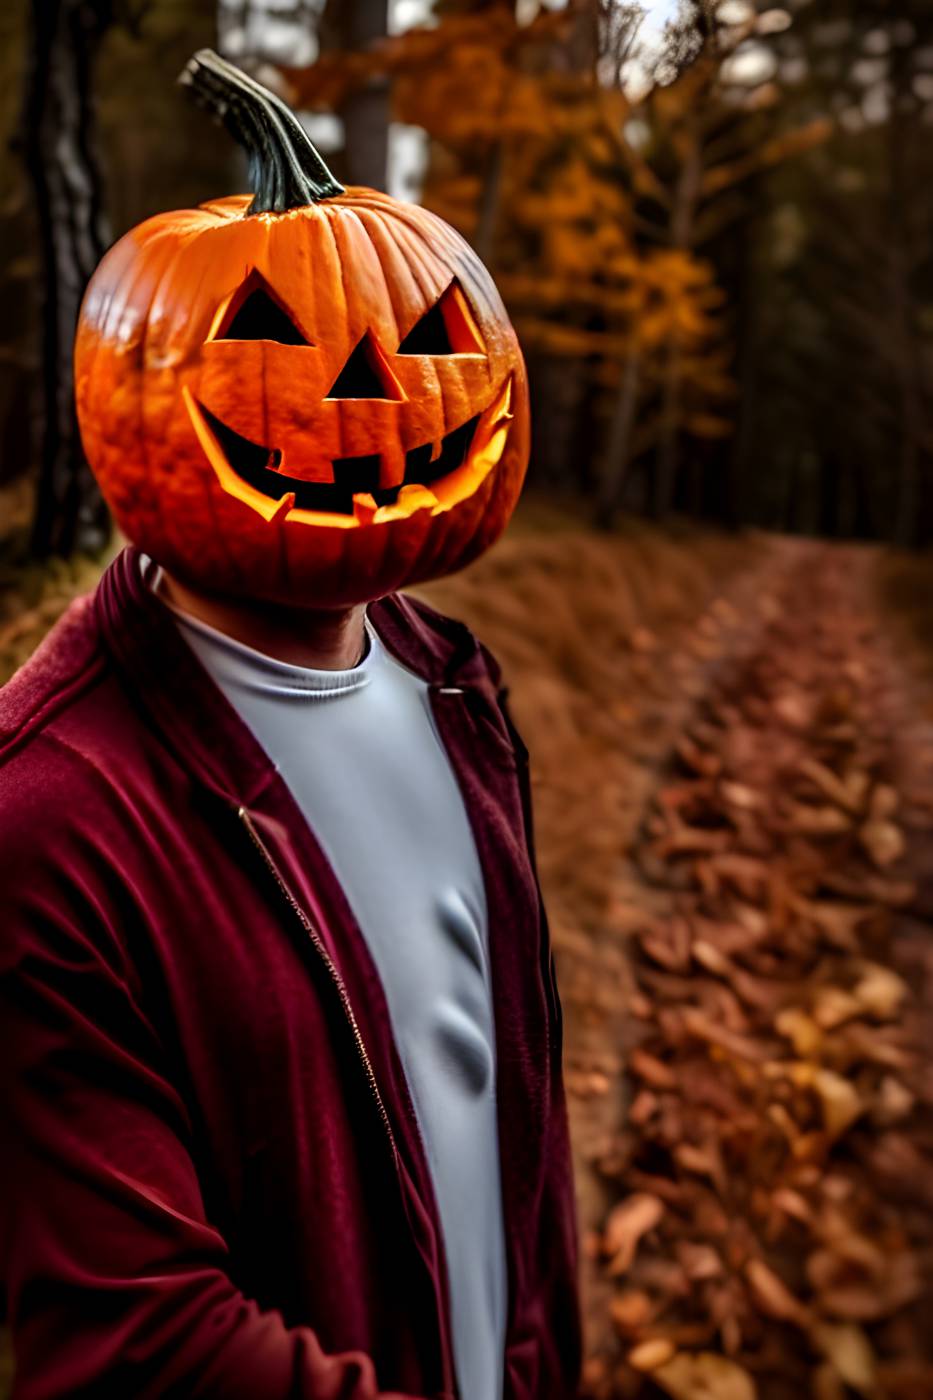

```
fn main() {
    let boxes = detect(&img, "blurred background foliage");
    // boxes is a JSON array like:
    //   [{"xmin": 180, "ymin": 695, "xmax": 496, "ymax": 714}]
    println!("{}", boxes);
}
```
[{"xmin": 1, "ymin": 0, "xmax": 931, "ymax": 561}]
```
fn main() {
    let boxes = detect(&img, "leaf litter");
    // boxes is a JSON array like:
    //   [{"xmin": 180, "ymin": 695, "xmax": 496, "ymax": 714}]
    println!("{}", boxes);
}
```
[{"xmin": 572, "ymin": 545, "xmax": 933, "ymax": 1400}]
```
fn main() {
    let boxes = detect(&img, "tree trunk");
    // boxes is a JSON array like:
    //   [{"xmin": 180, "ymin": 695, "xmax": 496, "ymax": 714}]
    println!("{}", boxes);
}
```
[
  {"xmin": 596, "ymin": 342, "xmax": 641, "ymax": 524},
  {"xmin": 98, "ymin": 0, "xmax": 234, "ymax": 238},
  {"xmin": 655, "ymin": 139, "xmax": 702, "ymax": 518},
  {"xmin": 474, "ymin": 143, "xmax": 503, "ymax": 267},
  {"xmin": 336, "ymin": 0, "xmax": 389, "ymax": 190},
  {"xmin": 654, "ymin": 340, "xmax": 682, "ymax": 518},
  {"xmin": 887, "ymin": 65, "xmax": 925, "ymax": 549},
  {"xmin": 20, "ymin": 0, "xmax": 113, "ymax": 559}
]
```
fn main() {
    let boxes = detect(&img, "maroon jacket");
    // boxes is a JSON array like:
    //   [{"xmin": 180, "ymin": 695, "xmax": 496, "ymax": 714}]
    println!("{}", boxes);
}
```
[{"xmin": 0, "ymin": 545, "xmax": 580, "ymax": 1400}]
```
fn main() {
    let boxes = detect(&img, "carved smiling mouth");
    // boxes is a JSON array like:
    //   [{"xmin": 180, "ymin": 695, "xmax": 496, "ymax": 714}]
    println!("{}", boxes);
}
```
[
  {"xmin": 194, "ymin": 401, "xmax": 480, "ymax": 517},
  {"xmin": 183, "ymin": 376, "xmax": 514, "ymax": 529}
]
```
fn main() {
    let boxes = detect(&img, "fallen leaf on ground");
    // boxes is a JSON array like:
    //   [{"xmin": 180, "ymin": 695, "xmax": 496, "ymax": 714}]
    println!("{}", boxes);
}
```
[
  {"xmin": 629, "ymin": 1048, "xmax": 677, "ymax": 1089},
  {"xmin": 652, "ymin": 1350, "xmax": 758, "ymax": 1400},
  {"xmin": 603, "ymin": 1193, "xmax": 664, "ymax": 1275},
  {"xmin": 812, "ymin": 1068, "xmax": 865, "ymax": 1139},
  {"xmin": 852, "ymin": 962, "xmax": 907, "ymax": 1020},
  {"xmin": 859, "ymin": 819, "xmax": 905, "ymax": 868},
  {"xmin": 811, "ymin": 985, "xmax": 862, "ymax": 1030},
  {"xmin": 628, "ymin": 1337, "xmax": 676, "ymax": 1370},
  {"xmin": 810, "ymin": 1321, "xmax": 876, "ymax": 1394},
  {"xmin": 744, "ymin": 1258, "xmax": 810, "ymax": 1326},
  {"xmin": 609, "ymin": 1290, "xmax": 653, "ymax": 1334},
  {"xmin": 775, "ymin": 1006, "xmax": 823, "ymax": 1056}
]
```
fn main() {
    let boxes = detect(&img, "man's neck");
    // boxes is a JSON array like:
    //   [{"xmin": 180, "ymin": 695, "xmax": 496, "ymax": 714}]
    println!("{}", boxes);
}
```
[{"xmin": 156, "ymin": 569, "xmax": 368, "ymax": 671}]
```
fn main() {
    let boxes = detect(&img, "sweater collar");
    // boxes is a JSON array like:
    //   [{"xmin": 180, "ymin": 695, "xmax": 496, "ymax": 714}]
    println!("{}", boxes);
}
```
[{"xmin": 93, "ymin": 545, "xmax": 481, "ymax": 807}]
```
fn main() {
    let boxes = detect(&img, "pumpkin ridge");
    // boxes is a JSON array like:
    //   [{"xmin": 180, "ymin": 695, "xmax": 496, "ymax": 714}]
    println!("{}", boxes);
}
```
[
  {"xmin": 316, "ymin": 206, "xmax": 352, "ymax": 387},
  {"xmin": 275, "ymin": 490, "xmax": 292, "ymax": 593},
  {"xmin": 115, "ymin": 230, "xmax": 197, "ymax": 554},
  {"xmin": 376, "ymin": 210, "xmax": 440, "ymax": 306},
  {"xmin": 200, "ymin": 432, "xmax": 248, "ymax": 590},
  {"xmin": 144, "ymin": 224, "xmax": 212, "ymax": 369},
  {"xmin": 398, "ymin": 471, "xmax": 460, "ymax": 584},
  {"xmin": 140, "ymin": 231, "xmax": 209, "ymax": 559},
  {"xmin": 98, "ymin": 224, "xmax": 178, "ymax": 351},
  {"xmin": 75, "ymin": 236, "xmax": 147, "ymax": 472},
  {"xmin": 355, "ymin": 207, "xmax": 434, "ymax": 348},
  {"xmin": 334, "ymin": 207, "xmax": 402, "ymax": 352},
  {"xmin": 380, "ymin": 218, "xmax": 473, "ymax": 370}
]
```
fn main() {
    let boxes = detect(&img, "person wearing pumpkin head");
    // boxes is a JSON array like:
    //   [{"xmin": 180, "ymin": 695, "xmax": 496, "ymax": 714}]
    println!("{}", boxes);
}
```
[{"xmin": 0, "ymin": 51, "xmax": 580, "ymax": 1400}]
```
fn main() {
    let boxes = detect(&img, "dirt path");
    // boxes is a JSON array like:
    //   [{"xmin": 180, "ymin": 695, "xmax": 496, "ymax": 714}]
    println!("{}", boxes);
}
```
[
  {"xmin": 566, "ymin": 540, "xmax": 933, "ymax": 1400},
  {"xmin": 555, "ymin": 542, "xmax": 795, "ymax": 1345}
]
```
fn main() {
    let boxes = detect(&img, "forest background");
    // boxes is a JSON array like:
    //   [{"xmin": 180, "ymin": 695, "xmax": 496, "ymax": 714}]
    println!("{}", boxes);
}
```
[{"xmin": 1, "ymin": 3, "xmax": 933, "ymax": 1400}]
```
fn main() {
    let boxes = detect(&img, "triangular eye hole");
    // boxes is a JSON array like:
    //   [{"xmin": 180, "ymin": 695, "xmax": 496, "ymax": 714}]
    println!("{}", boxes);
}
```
[
  {"xmin": 215, "ymin": 271, "xmax": 311, "ymax": 346},
  {"xmin": 397, "ymin": 301, "xmax": 451, "ymax": 355},
  {"xmin": 326, "ymin": 332, "xmax": 405, "ymax": 400},
  {"xmin": 397, "ymin": 281, "xmax": 485, "ymax": 355}
]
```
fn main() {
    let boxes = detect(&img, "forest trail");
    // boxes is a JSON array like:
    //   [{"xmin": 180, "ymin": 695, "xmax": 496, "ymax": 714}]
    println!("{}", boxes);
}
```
[{"xmin": 549, "ymin": 539, "xmax": 933, "ymax": 1400}]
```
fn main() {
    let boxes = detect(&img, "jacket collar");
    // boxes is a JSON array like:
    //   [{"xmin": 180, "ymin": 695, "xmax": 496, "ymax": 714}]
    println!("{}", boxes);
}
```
[{"xmin": 94, "ymin": 545, "xmax": 482, "ymax": 808}]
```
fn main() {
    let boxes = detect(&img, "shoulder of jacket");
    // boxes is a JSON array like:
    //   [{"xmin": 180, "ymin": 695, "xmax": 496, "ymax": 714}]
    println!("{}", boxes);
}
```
[
  {"xmin": 0, "ymin": 592, "xmax": 109, "ymax": 767},
  {"xmin": 388, "ymin": 590, "xmax": 505, "ymax": 689}
]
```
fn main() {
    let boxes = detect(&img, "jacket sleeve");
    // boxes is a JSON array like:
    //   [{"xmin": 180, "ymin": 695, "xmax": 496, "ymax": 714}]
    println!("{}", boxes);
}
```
[{"xmin": 0, "ymin": 753, "xmax": 424, "ymax": 1400}]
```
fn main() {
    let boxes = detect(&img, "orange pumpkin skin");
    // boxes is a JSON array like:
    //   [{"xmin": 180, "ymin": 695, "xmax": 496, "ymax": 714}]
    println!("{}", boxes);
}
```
[{"xmin": 75, "ymin": 184, "xmax": 529, "ymax": 607}]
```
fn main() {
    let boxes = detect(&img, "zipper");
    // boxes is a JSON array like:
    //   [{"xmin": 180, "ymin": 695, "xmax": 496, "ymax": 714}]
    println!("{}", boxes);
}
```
[
  {"xmin": 238, "ymin": 801, "xmax": 461, "ymax": 1397},
  {"xmin": 236, "ymin": 804, "xmax": 398, "ymax": 1162}
]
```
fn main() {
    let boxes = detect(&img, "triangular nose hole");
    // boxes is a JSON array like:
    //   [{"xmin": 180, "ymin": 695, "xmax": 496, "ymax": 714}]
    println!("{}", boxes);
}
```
[{"xmin": 326, "ymin": 334, "xmax": 403, "ymax": 400}]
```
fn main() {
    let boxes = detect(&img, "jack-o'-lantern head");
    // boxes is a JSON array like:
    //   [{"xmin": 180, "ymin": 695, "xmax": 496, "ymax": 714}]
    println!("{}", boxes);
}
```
[{"xmin": 75, "ymin": 50, "xmax": 529, "ymax": 607}]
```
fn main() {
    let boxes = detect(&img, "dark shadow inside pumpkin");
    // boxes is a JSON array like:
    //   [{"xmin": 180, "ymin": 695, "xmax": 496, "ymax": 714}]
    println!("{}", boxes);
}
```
[{"xmin": 197, "ymin": 402, "xmax": 481, "ymax": 514}]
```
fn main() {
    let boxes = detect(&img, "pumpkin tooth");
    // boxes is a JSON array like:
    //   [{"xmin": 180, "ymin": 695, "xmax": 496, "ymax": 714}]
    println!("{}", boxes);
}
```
[
  {"xmin": 396, "ymin": 483, "xmax": 438, "ymax": 509},
  {"xmin": 430, "ymin": 438, "xmax": 443, "ymax": 463},
  {"xmin": 379, "ymin": 444, "xmax": 406, "ymax": 489},
  {"xmin": 269, "ymin": 491, "xmax": 296, "ymax": 523},
  {"xmin": 352, "ymin": 492, "xmax": 379, "ymax": 524}
]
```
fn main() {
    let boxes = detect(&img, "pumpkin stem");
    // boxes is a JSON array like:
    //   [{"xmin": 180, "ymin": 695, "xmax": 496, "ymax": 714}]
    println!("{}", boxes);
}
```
[{"xmin": 179, "ymin": 48, "xmax": 345, "ymax": 214}]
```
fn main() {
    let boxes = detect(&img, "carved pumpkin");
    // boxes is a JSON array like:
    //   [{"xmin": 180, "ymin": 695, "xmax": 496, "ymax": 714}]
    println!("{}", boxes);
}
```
[{"xmin": 75, "ymin": 50, "xmax": 529, "ymax": 606}]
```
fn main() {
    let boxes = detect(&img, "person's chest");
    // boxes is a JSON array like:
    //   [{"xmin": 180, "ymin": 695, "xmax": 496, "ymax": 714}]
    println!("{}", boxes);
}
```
[{"xmin": 190, "ymin": 639, "xmax": 497, "ymax": 1090}]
